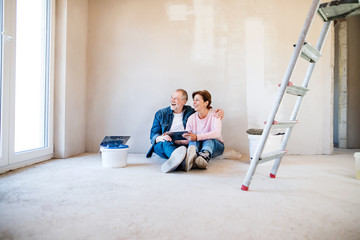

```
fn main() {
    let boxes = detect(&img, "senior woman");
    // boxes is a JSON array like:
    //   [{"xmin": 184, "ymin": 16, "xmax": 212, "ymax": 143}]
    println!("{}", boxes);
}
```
[{"xmin": 183, "ymin": 90, "xmax": 224, "ymax": 170}]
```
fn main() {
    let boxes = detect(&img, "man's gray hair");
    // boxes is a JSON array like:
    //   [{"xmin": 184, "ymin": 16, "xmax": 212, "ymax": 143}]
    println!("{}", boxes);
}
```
[{"xmin": 176, "ymin": 89, "xmax": 188, "ymax": 101}]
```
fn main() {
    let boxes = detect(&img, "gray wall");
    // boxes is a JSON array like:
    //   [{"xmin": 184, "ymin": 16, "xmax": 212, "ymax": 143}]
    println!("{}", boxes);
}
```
[
  {"xmin": 333, "ymin": 22, "xmax": 339, "ymax": 147},
  {"xmin": 347, "ymin": 15, "xmax": 360, "ymax": 148}
]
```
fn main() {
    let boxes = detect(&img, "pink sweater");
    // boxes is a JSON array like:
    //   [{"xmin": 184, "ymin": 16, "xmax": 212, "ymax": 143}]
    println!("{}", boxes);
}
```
[{"xmin": 186, "ymin": 108, "xmax": 224, "ymax": 143}]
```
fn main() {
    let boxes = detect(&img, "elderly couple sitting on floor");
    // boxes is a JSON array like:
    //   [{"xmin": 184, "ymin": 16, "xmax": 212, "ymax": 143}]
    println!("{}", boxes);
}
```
[{"xmin": 146, "ymin": 89, "xmax": 224, "ymax": 173}]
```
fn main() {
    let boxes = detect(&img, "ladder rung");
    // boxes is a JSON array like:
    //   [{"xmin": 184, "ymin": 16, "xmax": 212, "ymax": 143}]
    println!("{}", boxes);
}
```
[
  {"xmin": 265, "ymin": 120, "xmax": 298, "ymax": 129},
  {"xmin": 259, "ymin": 150, "xmax": 287, "ymax": 163},
  {"xmin": 300, "ymin": 42, "xmax": 321, "ymax": 63},
  {"xmin": 286, "ymin": 85, "xmax": 309, "ymax": 96}
]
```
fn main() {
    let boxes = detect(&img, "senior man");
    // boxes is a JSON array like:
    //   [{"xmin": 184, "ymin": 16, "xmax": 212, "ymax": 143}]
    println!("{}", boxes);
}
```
[{"xmin": 146, "ymin": 89, "xmax": 223, "ymax": 173}]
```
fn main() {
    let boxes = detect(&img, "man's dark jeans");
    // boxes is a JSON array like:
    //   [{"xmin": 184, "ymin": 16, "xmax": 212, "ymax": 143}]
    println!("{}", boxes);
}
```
[{"xmin": 153, "ymin": 141, "xmax": 183, "ymax": 159}]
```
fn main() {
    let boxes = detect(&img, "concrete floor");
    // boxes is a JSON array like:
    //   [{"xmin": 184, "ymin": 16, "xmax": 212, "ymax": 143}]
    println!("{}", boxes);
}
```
[{"xmin": 0, "ymin": 150, "xmax": 360, "ymax": 240}]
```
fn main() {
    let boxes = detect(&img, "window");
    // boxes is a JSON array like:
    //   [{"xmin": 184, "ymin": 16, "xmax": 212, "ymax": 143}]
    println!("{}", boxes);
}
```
[{"xmin": 0, "ymin": 0, "xmax": 53, "ymax": 170}]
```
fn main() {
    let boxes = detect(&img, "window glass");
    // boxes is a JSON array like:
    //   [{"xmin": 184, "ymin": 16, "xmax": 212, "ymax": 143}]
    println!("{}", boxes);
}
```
[{"xmin": 14, "ymin": 0, "xmax": 49, "ymax": 153}]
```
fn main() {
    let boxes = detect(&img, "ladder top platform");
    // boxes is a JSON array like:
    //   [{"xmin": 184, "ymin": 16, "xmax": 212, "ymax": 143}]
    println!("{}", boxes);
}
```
[{"xmin": 318, "ymin": 0, "xmax": 360, "ymax": 21}]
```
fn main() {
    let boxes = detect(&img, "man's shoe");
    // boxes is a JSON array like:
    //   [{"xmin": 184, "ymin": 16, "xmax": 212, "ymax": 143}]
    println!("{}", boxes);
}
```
[
  {"xmin": 161, "ymin": 146, "xmax": 187, "ymax": 173},
  {"xmin": 184, "ymin": 145, "xmax": 197, "ymax": 172},
  {"xmin": 194, "ymin": 151, "xmax": 210, "ymax": 169}
]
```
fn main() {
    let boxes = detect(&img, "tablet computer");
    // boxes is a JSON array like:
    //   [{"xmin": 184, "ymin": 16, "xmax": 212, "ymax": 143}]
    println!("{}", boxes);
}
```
[{"xmin": 166, "ymin": 131, "xmax": 188, "ymax": 141}]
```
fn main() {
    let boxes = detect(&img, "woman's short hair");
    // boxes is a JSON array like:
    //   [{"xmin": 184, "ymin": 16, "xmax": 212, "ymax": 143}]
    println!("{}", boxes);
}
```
[
  {"xmin": 192, "ymin": 90, "xmax": 212, "ymax": 109},
  {"xmin": 176, "ymin": 89, "xmax": 188, "ymax": 101}
]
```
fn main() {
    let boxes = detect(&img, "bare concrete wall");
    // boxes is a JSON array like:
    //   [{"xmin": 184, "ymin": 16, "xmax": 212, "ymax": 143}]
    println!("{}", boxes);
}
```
[
  {"xmin": 333, "ymin": 22, "xmax": 339, "ymax": 147},
  {"xmin": 334, "ymin": 21, "xmax": 348, "ymax": 149},
  {"xmin": 347, "ymin": 15, "xmax": 360, "ymax": 148},
  {"xmin": 86, "ymin": 0, "xmax": 334, "ymax": 154}
]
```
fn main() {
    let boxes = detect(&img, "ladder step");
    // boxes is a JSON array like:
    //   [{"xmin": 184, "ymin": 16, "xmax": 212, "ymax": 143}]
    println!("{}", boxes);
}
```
[
  {"xmin": 300, "ymin": 42, "xmax": 321, "ymax": 63},
  {"xmin": 294, "ymin": 42, "xmax": 321, "ymax": 63},
  {"xmin": 259, "ymin": 150, "xmax": 287, "ymax": 163},
  {"xmin": 264, "ymin": 120, "xmax": 298, "ymax": 129},
  {"xmin": 286, "ymin": 85, "xmax": 309, "ymax": 96}
]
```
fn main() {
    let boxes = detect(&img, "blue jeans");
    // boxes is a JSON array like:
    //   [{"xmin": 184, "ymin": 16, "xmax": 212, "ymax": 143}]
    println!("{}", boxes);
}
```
[
  {"xmin": 154, "ymin": 141, "xmax": 183, "ymax": 159},
  {"xmin": 154, "ymin": 141, "xmax": 186, "ymax": 171},
  {"xmin": 189, "ymin": 139, "xmax": 224, "ymax": 159}
]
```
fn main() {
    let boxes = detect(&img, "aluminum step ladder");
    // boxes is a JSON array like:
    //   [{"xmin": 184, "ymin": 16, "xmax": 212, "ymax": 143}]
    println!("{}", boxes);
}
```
[{"xmin": 241, "ymin": 0, "xmax": 360, "ymax": 191}]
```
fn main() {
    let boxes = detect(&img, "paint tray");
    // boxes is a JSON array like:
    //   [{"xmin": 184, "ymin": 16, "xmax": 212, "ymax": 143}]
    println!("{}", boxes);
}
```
[{"xmin": 100, "ymin": 136, "xmax": 130, "ymax": 148}]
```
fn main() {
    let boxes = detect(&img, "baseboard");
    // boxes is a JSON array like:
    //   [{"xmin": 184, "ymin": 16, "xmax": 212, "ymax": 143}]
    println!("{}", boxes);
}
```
[{"xmin": 0, "ymin": 154, "xmax": 53, "ymax": 174}]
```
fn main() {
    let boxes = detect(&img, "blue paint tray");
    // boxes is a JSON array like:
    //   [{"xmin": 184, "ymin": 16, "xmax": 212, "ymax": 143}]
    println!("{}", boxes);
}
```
[{"xmin": 100, "ymin": 136, "xmax": 130, "ymax": 149}]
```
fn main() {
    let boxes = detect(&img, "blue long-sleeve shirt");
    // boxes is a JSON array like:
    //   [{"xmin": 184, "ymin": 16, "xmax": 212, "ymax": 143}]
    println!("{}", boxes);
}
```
[{"xmin": 146, "ymin": 105, "xmax": 195, "ymax": 158}]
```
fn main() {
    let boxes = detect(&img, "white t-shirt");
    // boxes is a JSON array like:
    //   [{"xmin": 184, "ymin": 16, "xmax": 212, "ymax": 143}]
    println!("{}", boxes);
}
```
[{"xmin": 169, "ymin": 112, "xmax": 185, "ymax": 132}]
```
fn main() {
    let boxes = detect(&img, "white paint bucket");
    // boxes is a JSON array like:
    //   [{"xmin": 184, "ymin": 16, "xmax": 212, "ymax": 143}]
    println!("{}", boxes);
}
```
[
  {"xmin": 355, "ymin": 152, "xmax": 360, "ymax": 179},
  {"xmin": 248, "ymin": 134, "xmax": 283, "ymax": 160},
  {"xmin": 100, "ymin": 146, "xmax": 129, "ymax": 168}
]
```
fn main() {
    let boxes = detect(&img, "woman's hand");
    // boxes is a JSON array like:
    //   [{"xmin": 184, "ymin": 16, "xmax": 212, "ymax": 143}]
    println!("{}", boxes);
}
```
[
  {"xmin": 156, "ymin": 133, "xmax": 172, "ymax": 143},
  {"xmin": 214, "ymin": 108, "xmax": 224, "ymax": 120},
  {"xmin": 183, "ymin": 132, "xmax": 197, "ymax": 141}
]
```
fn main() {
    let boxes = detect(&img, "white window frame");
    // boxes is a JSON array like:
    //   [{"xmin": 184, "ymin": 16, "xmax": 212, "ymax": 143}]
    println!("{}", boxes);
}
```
[{"xmin": 0, "ymin": 0, "xmax": 54, "ymax": 173}]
